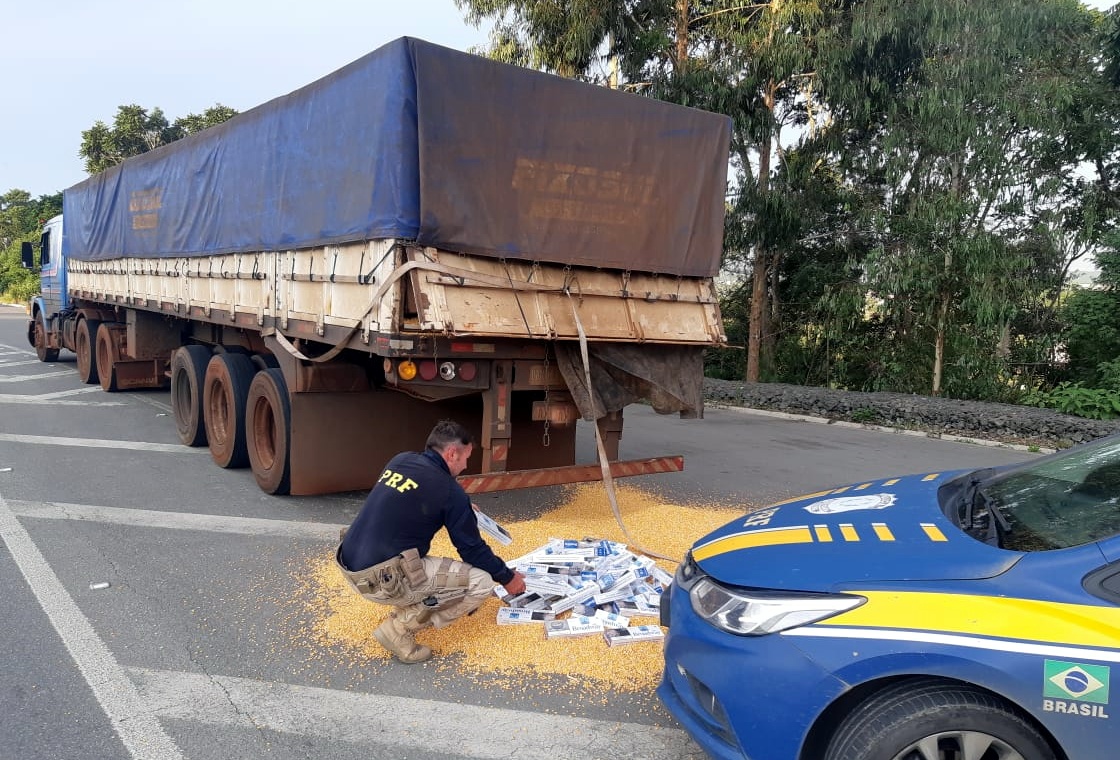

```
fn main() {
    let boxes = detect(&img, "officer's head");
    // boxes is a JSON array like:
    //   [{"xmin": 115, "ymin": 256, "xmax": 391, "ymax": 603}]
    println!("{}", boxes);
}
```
[{"xmin": 426, "ymin": 420, "xmax": 475, "ymax": 476}]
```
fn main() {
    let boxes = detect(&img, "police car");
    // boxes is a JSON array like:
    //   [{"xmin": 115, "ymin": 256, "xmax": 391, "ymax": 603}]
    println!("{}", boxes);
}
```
[{"xmin": 659, "ymin": 433, "xmax": 1120, "ymax": 760}]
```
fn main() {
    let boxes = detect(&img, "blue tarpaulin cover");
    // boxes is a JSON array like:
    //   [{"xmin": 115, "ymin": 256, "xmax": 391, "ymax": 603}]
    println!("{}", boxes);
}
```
[{"xmin": 64, "ymin": 38, "xmax": 731, "ymax": 277}]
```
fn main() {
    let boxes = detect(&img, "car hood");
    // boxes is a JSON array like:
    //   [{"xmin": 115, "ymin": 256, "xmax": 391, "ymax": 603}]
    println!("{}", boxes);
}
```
[{"xmin": 692, "ymin": 469, "xmax": 1021, "ymax": 589}]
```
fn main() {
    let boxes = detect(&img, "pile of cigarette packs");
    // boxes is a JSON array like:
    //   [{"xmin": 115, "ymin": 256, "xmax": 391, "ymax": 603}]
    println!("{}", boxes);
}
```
[{"xmin": 493, "ymin": 538, "xmax": 670, "ymax": 647}]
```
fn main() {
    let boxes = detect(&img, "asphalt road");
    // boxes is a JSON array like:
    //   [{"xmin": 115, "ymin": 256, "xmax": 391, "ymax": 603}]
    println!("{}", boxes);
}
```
[{"xmin": 0, "ymin": 304, "xmax": 1034, "ymax": 760}]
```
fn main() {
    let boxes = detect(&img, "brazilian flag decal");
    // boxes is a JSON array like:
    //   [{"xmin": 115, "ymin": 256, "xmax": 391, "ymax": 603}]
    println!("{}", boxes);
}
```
[{"xmin": 1044, "ymin": 660, "xmax": 1110, "ymax": 704}]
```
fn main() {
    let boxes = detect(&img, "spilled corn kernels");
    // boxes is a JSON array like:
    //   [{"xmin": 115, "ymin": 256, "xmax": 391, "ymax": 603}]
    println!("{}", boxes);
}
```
[{"xmin": 292, "ymin": 483, "xmax": 747, "ymax": 692}]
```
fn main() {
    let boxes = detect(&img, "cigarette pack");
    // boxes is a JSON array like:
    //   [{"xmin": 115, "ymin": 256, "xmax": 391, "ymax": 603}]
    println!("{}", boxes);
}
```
[
  {"xmin": 598, "ymin": 570, "xmax": 638, "ymax": 592},
  {"xmin": 544, "ymin": 616, "xmax": 606, "ymax": 639},
  {"xmin": 531, "ymin": 548, "xmax": 597, "ymax": 564},
  {"xmin": 558, "ymin": 538, "xmax": 602, "ymax": 549},
  {"xmin": 592, "ymin": 610, "xmax": 631, "ymax": 629},
  {"xmin": 505, "ymin": 592, "xmax": 549, "ymax": 608},
  {"xmin": 593, "ymin": 583, "xmax": 641, "ymax": 606},
  {"xmin": 474, "ymin": 508, "xmax": 513, "ymax": 545},
  {"xmin": 612, "ymin": 599, "xmax": 656, "ymax": 619},
  {"xmin": 523, "ymin": 564, "xmax": 580, "ymax": 576},
  {"xmin": 651, "ymin": 566, "xmax": 675, "ymax": 587},
  {"xmin": 547, "ymin": 581, "xmax": 600, "ymax": 614},
  {"xmin": 497, "ymin": 608, "xmax": 556, "ymax": 625},
  {"xmin": 523, "ymin": 574, "xmax": 575, "ymax": 597},
  {"xmin": 576, "ymin": 600, "xmax": 599, "ymax": 617},
  {"xmin": 603, "ymin": 625, "xmax": 665, "ymax": 647}
]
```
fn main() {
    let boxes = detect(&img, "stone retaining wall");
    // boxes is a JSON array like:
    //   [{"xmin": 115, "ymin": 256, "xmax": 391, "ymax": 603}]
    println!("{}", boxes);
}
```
[{"xmin": 703, "ymin": 379, "xmax": 1120, "ymax": 448}]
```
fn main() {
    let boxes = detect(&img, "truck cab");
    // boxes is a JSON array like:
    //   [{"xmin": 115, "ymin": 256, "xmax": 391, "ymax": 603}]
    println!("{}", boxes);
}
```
[{"xmin": 21, "ymin": 214, "xmax": 67, "ymax": 361}]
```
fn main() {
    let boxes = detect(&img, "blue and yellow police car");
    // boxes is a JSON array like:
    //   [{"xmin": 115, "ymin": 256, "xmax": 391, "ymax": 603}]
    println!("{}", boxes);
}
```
[{"xmin": 659, "ymin": 433, "xmax": 1120, "ymax": 760}]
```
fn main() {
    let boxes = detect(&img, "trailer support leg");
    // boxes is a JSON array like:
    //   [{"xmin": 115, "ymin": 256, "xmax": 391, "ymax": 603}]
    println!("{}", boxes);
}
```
[
  {"xmin": 481, "ymin": 360, "xmax": 513, "ymax": 473},
  {"xmin": 596, "ymin": 410, "xmax": 624, "ymax": 461}
]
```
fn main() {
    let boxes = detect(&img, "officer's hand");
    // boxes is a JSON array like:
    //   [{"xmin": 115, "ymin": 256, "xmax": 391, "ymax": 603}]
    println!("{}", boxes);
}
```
[{"xmin": 502, "ymin": 571, "xmax": 526, "ymax": 596}]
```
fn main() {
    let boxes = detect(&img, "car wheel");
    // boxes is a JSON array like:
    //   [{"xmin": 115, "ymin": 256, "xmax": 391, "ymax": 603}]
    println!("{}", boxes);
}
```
[{"xmin": 825, "ymin": 679, "xmax": 1055, "ymax": 760}]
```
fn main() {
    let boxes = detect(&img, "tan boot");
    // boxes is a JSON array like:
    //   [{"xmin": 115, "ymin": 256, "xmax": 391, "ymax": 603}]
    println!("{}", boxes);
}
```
[{"xmin": 373, "ymin": 614, "xmax": 432, "ymax": 664}]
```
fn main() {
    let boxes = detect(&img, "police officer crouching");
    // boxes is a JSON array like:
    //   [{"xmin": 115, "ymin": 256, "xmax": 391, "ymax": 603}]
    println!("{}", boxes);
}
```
[{"xmin": 335, "ymin": 420, "xmax": 526, "ymax": 663}]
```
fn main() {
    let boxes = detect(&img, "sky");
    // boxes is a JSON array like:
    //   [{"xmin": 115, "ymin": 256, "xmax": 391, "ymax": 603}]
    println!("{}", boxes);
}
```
[
  {"xmin": 2, "ymin": 0, "xmax": 1116, "ymax": 200},
  {"xmin": 1, "ymin": 0, "xmax": 488, "ymax": 198}
]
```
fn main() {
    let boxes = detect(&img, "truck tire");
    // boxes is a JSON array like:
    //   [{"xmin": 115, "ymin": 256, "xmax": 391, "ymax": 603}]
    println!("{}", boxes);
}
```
[
  {"xmin": 246, "ymin": 368, "xmax": 292, "ymax": 494},
  {"xmin": 171, "ymin": 345, "xmax": 212, "ymax": 447},
  {"xmin": 76, "ymin": 318, "xmax": 101, "ymax": 384},
  {"xmin": 203, "ymin": 352, "xmax": 256, "ymax": 468},
  {"xmin": 33, "ymin": 319, "xmax": 60, "ymax": 363},
  {"xmin": 824, "ymin": 679, "xmax": 1055, "ymax": 760},
  {"xmin": 95, "ymin": 322, "xmax": 122, "ymax": 392}
]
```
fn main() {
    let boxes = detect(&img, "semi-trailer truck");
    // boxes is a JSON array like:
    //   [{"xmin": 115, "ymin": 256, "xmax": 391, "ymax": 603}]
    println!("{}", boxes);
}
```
[{"xmin": 22, "ymin": 37, "xmax": 730, "ymax": 496}]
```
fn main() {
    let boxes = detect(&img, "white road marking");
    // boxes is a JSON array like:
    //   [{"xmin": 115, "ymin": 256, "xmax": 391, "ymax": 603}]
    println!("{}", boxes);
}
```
[
  {"xmin": 37, "ymin": 386, "xmax": 106, "ymax": 399},
  {"xmin": 0, "ymin": 433, "xmax": 203, "ymax": 453},
  {"xmin": 0, "ymin": 370, "xmax": 72, "ymax": 382},
  {"xmin": 127, "ymin": 667, "xmax": 699, "ymax": 759},
  {"xmin": 126, "ymin": 392, "xmax": 173, "ymax": 413},
  {"xmin": 0, "ymin": 394, "xmax": 124, "ymax": 406},
  {"xmin": 9, "ymin": 499, "xmax": 341, "ymax": 541},
  {"xmin": 0, "ymin": 492, "xmax": 185, "ymax": 759},
  {"xmin": 0, "ymin": 359, "xmax": 45, "ymax": 367}
]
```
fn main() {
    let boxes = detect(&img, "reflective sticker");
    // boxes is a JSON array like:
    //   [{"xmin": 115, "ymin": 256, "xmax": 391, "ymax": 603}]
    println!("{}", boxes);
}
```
[
  {"xmin": 920, "ymin": 523, "xmax": 949, "ymax": 542},
  {"xmin": 692, "ymin": 526, "xmax": 815, "ymax": 561},
  {"xmin": 872, "ymin": 523, "xmax": 895, "ymax": 541},
  {"xmin": 804, "ymin": 493, "xmax": 896, "ymax": 515},
  {"xmin": 1045, "ymin": 660, "xmax": 1110, "ymax": 704}
]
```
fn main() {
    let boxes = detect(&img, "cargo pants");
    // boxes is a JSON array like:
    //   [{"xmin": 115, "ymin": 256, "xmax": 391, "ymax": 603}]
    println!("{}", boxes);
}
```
[{"xmin": 336, "ymin": 545, "xmax": 493, "ymax": 630}]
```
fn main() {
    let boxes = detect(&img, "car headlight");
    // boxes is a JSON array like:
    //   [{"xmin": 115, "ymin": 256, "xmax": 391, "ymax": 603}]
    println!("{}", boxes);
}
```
[{"xmin": 689, "ymin": 578, "xmax": 865, "ymax": 636}]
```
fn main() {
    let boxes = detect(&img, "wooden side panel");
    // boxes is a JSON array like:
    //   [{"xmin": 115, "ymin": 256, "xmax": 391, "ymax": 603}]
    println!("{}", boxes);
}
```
[{"xmin": 67, "ymin": 241, "xmax": 724, "ymax": 347}]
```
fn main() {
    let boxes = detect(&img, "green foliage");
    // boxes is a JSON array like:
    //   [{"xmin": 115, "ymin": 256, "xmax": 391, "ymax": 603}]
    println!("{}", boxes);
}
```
[
  {"xmin": 704, "ymin": 276, "xmax": 749, "ymax": 380},
  {"xmin": 80, "ymin": 103, "xmax": 238, "ymax": 174},
  {"xmin": 814, "ymin": 0, "xmax": 1100, "ymax": 395},
  {"xmin": 1061, "ymin": 286, "xmax": 1120, "ymax": 385},
  {"xmin": 1023, "ymin": 381, "xmax": 1120, "ymax": 420},
  {"xmin": 850, "ymin": 408, "xmax": 878, "ymax": 423},
  {"xmin": 0, "ymin": 190, "xmax": 61, "ymax": 302}
]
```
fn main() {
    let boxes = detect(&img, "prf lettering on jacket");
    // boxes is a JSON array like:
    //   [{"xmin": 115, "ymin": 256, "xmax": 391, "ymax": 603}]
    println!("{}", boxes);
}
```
[{"xmin": 378, "ymin": 469, "xmax": 419, "ymax": 493}]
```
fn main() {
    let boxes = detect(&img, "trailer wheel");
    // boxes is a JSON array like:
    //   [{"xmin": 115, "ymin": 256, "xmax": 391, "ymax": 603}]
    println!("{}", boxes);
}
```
[
  {"xmin": 170, "ymin": 345, "xmax": 212, "ymax": 447},
  {"xmin": 203, "ymin": 352, "xmax": 256, "ymax": 468},
  {"xmin": 33, "ymin": 318, "xmax": 60, "ymax": 363},
  {"xmin": 246, "ymin": 368, "xmax": 291, "ymax": 494},
  {"xmin": 95, "ymin": 322, "xmax": 122, "ymax": 392},
  {"xmin": 75, "ymin": 318, "xmax": 101, "ymax": 384}
]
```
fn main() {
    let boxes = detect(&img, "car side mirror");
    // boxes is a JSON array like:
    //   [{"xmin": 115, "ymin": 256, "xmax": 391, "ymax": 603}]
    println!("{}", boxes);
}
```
[{"xmin": 20, "ymin": 241, "xmax": 34, "ymax": 269}]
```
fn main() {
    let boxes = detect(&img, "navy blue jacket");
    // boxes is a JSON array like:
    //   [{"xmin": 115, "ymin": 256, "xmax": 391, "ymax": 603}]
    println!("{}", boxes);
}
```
[{"xmin": 339, "ymin": 448, "xmax": 514, "ymax": 585}]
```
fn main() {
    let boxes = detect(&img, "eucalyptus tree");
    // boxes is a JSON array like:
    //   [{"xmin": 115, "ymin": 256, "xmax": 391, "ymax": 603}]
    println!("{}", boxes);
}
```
[
  {"xmin": 671, "ymin": 1, "xmax": 837, "ymax": 382},
  {"xmin": 817, "ymin": 0, "xmax": 1102, "ymax": 396},
  {"xmin": 80, "ymin": 104, "xmax": 238, "ymax": 174}
]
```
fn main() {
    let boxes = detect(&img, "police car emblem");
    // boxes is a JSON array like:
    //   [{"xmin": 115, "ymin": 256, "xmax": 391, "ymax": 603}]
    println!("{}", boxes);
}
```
[{"xmin": 804, "ymin": 493, "xmax": 896, "ymax": 514}]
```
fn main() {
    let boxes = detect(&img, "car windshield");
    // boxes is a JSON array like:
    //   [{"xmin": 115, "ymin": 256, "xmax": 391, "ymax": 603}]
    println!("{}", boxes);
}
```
[{"xmin": 949, "ymin": 434, "xmax": 1120, "ymax": 551}]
